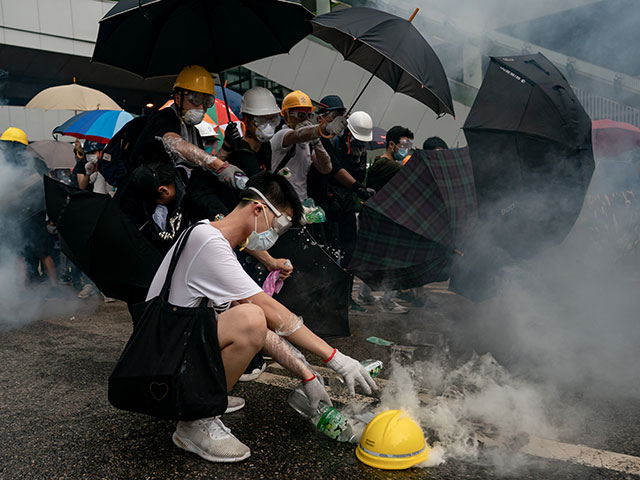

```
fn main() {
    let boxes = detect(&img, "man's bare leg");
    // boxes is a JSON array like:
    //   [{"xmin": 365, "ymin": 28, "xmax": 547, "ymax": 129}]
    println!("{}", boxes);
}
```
[
  {"xmin": 217, "ymin": 304, "xmax": 267, "ymax": 391},
  {"xmin": 41, "ymin": 256, "xmax": 58, "ymax": 288}
]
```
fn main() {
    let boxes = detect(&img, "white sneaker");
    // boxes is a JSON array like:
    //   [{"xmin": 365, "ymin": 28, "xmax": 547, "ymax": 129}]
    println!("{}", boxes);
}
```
[
  {"xmin": 102, "ymin": 293, "xmax": 116, "ymax": 303},
  {"xmin": 239, "ymin": 359, "xmax": 266, "ymax": 382},
  {"xmin": 225, "ymin": 396, "xmax": 245, "ymax": 414},
  {"xmin": 380, "ymin": 301, "xmax": 409, "ymax": 314},
  {"xmin": 77, "ymin": 284, "xmax": 96, "ymax": 299},
  {"xmin": 357, "ymin": 294, "xmax": 380, "ymax": 306},
  {"xmin": 173, "ymin": 416, "xmax": 250, "ymax": 463}
]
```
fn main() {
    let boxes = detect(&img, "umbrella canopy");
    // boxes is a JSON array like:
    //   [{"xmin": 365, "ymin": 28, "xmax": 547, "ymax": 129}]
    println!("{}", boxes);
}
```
[
  {"xmin": 26, "ymin": 83, "xmax": 121, "ymax": 111},
  {"xmin": 214, "ymin": 86, "xmax": 242, "ymax": 119},
  {"xmin": 463, "ymin": 53, "xmax": 594, "ymax": 260},
  {"xmin": 240, "ymin": 228, "xmax": 351, "ymax": 338},
  {"xmin": 592, "ymin": 119, "xmax": 640, "ymax": 158},
  {"xmin": 310, "ymin": 7, "xmax": 454, "ymax": 116},
  {"xmin": 365, "ymin": 126, "xmax": 387, "ymax": 151},
  {"xmin": 91, "ymin": 0, "xmax": 312, "ymax": 78},
  {"xmin": 53, "ymin": 110, "xmax": 135, "ymax": 144},
  {"xmin": 349, "ymin": 147, "xmax": 477, "ymax": 290},
  {"xmin": 26, "ymin": 140, "xmax": 75, "ymax": 170},
  {"xmin": 451, "ymin": 53, "xmax": 594, "ymax": 301},
  {"xmin": 44, "ymin": 176, "xmax": 163, "ymax": 303}
]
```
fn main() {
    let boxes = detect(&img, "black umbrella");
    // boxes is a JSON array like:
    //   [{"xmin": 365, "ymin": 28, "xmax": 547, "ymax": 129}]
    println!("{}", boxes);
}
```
[
  {"xmin": 240, "ymin": 228, "xmax": 350, "ymax": 338},
  {"xmin": 451, "ymin": 53, "xmax": 594, "ymax": 301},
  {"xmin": 92, "ymin": 0, "xmax": 312, "ymax": 78},
  {"xmin": 44, "ymin": 176, "xmax": 163, "ymax": 303},
  {"xmin": 310, "ymin": 7, "xmax": 454, "ymax": 116}
]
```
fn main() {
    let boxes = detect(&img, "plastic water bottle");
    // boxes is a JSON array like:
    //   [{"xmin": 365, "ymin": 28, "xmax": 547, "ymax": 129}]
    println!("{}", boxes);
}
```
[
  {"xmin": 287, "ymin": 388, "xmax": 356, "ymax": 443},
  {"xmin": 328, "ymin": 359, "xmax": 383, "ymax": 394},
  {"xmin": 234, "ymin": 172, "xmax": 248, "ymax": 190},
  {"xmin": 304, "ymin": 206, "xmax": 326, "ymax": 224}
]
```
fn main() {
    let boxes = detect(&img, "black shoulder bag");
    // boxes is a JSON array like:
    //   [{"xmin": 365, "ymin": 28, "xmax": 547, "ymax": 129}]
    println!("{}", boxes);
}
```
[{"xmin": 108, "ymin": 223, "xmax": 228, "ymax": 420}]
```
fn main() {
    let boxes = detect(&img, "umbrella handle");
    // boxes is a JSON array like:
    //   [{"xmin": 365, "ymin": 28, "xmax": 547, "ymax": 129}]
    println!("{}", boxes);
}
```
[
  {"xmin": 346, "ymin": 8, "xmax": 421, "ymax": 116},
  {"xmin": 218, "ymin": 76, "xmax": 233, "ymax": 125}
]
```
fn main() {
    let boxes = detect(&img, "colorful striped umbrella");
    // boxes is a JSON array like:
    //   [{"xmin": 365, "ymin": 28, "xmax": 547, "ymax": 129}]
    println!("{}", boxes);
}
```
[{"xmin": 53, "ymin": 110, "xmax": 135, "ymax": 143}]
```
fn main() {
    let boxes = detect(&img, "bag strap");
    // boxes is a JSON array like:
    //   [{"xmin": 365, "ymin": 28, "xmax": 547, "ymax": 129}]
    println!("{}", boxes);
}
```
[
  {"xmin": 273, "ymin": 144, "xmax": 296, "ymax": 173},
  {"xmin": 158, "ymin": 222, "xmax": 200, "ymax": 300}
]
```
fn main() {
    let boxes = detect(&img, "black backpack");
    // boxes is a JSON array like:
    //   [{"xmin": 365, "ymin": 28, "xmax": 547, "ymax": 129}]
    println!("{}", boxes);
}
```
[{"xmin": 98, "ymin": 115, "xmax": 149, "ymax": 187}]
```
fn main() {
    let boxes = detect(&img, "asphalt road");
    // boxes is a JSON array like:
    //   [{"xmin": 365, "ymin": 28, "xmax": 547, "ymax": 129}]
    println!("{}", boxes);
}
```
[{"xmin": 1, "ymin": 283, "xmax": 639, "ymax": 480}]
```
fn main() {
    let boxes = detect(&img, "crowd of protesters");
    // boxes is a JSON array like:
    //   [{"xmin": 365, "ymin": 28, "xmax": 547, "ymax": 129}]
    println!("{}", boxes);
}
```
[{"xmin": 0, "ymin": 65, "xmax": 452, "ymax": 464}]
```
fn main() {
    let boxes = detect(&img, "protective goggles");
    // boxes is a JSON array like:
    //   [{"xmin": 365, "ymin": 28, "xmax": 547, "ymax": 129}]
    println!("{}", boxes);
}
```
[
  {"xmin": 242, "ymin": 187, "xmax": 293, "ymax": 235},
  {"xmin": 398, "ymin": 138, "xmax": 414, "ymax": 150},
  {"xmin": 186, "ymin": 91, "xmax": 215, "ymax": 109},
  {"xmin": 288, "ymin": 111, "xmax": 314, "ymax": 121},
  {"xmin": 252, "ymin": 115, "xmax": 280, "ymax": 129}
]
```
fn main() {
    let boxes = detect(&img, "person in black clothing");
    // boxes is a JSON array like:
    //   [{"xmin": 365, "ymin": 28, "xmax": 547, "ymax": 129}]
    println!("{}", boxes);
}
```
[
  {"xmin": 129, "ymin": 65, "xmax": 247, "ymax": 209},
  {"xmin": 117, "ymin": 160, "xmax": 186, "ymax": 254},
  {"xmin": 0, "ymin": 128, "xmax": 58, "ymax": 295}
]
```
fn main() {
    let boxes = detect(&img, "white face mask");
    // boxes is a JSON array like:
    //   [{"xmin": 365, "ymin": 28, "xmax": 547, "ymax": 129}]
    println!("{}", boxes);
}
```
[
  {"xmin": 86, "ymin": 153, "xmax": 98, "ymax": 163},
  {"xmin": 183, "ymin": 109, "xmax": 205, "ymax": 126},
  {"xmin": 255, "ymin": 122, "xmax": 276, "ymax": 143},
  {"xmin": 244, "ymin": 213, "xmax": 279, "ymax": 251}
]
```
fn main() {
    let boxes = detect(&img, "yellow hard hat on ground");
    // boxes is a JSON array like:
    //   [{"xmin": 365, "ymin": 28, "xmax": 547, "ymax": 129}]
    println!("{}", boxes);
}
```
[
  {"xmin": 173, "ymin": 65, "xmax": 215, "ymax": 95},
  {"xmin": 281, "ymin": 90, "xmax": 314, "ymax": 116},
  {"xmin": 0, "ymin": 127, "xmax": 29, "ymax": 146},
  {"xmin": 356, "ymin": 410, "xmax": 429, "ymax": 470}
]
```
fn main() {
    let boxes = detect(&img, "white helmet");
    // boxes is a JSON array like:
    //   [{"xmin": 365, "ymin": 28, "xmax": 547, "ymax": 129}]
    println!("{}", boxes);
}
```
[
  {"xmin": 241, "ymin": 87, "xmax": 280, "ymax": 117},
  {"xmin": 347, "ymin": 111, "xmax": 373, "ymax": 142},
  {"xmin": 195, "ymin": 120, "xmax": 217, "ymax": 139}
]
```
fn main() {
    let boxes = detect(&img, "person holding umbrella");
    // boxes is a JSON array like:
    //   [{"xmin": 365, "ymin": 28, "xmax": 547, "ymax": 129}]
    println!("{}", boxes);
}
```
[
  {"xmin": 129, "ymin": 65, "xmax": 247, "ymax": 190},
  {"xmin": 146, "ymin": 171, "xmax": 377, "ymax": 462}
]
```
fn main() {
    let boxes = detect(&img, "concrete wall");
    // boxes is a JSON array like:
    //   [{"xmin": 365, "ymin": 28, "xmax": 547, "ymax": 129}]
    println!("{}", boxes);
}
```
[
  {"xmin": 0, "ymin": 0, "xmax": 112, "ymax": 57},
  {"xmin": 0, "ymin": 106, "xmax": 77, "ymax": 142},
  {"xmin": 245, "ymin": 38, "xmax": 470, "ymax": 148}
]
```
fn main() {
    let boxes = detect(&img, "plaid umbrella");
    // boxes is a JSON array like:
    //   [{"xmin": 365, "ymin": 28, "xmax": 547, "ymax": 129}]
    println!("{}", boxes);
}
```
[{"xmin": 349, "ymin": 147, "xmax": 477, "ymax": 290}]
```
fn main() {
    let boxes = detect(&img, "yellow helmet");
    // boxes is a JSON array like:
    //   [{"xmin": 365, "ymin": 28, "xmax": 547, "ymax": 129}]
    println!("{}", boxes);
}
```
[
  {"xmin": 281, "ymin": 90, "xmax": 314, "ymax": 117},
  {"xmin": 0, "ymin": 127, "xmax": 28, "ymax": 146},
  {"xmin": 173, "ymin": 65, "xmax": 215, "ymax": 95},
  {"xmin": 356, "ymin": 410, "xmax": 429, "ymax": 470}
]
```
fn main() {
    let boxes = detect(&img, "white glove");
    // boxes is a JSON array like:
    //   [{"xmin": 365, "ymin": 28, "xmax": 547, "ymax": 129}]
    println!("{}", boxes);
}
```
[
  {"xmin": 89, "ymin": 171, "xmax": 99, "ymax": 184},
  {"xmin": 324, "ymin": 115, "xmax": 347, "ymax": 136},
  {"xmin": 84, "ymin": 160, "xmax": 97, "ymax": 176},
  {"xmin": 302, "ymin": 375, "xmax": 332, "ymax": 414},
  {"xmin": 326, "ymin": 349, "xmax": 378, "ymax": 395},
  {"xmin": 215, "ymin": 162, "xmax": 248, "ymax": 190}
]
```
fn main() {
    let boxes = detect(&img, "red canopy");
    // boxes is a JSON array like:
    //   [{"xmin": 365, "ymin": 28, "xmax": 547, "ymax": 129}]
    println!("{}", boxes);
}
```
[{"xmin": 592, "ymin": 119, "xmax": 640, "ymax": 158}]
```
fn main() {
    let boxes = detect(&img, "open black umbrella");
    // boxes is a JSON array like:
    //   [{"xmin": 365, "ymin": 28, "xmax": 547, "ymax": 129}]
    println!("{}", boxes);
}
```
[
  {"xmin": 310, "ymin": 7, "xmax": 454, "ymax": 116},
  {"xmin": 451, "ymin": 53, "xmax": 594, "ymax": 301},
  {"xmin": 44, "ymin": 176, "xmax": 163, "ymax": 303},
  {"xmin": 349, "ymin": 147, "xmax": 477, "ymax": 290},
  {"xmin": 92, "ymin": 0, "xmax": 312, "ymax": 78},
  {"xmin": 240, "ymin": 228, "xmax": 350, "ymax": 338}
]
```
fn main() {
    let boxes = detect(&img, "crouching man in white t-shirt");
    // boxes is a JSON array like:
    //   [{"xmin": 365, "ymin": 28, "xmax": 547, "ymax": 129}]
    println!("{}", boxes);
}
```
[{"xmin": 146, "ymin": 171, "xmax": 377, "ymax": 463}]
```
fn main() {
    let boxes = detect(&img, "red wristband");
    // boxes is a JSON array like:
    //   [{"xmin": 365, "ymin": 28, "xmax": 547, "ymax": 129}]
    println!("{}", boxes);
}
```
[
  {"xmin": 323, "ymin": 348, "xmax": 337, "ymax": 363},
  {"xmin": 214, "ymin": 161, "xmax": 229, "ymax": 175},
  {"xmin": 302, "ymin": 374, "xmax": 316, "ymax": 383}
]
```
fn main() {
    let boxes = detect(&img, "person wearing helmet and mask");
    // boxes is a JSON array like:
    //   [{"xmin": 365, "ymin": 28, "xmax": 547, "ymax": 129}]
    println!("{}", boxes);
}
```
[
  {"xmin": 270, "ymin": 90, "xmax": 347, "ymax": 201},
  {"xmin": 129, "ymin": 65, "xmax": 247, "ymax": 190}
]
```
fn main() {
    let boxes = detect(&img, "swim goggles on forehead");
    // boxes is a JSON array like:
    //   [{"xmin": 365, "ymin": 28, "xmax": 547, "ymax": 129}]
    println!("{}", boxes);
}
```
[
  {"xmin": 186, "ymin": 91, "xmax": 215, "ymax": 109},
  {"xmin": 242, "ymin": 187, "xmax": 293, "ymax": 235}
]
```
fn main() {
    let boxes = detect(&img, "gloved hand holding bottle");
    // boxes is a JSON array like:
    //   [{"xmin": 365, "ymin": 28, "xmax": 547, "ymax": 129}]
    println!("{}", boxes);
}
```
[
  {"xmin": 324, "ymin": 349, "xmax": 378, "ymax": 395},
  {"xmin": 302, "ymin": 374, "xmax": 332, "ymax": 414},
  {"xmin": 214, "ymin": 161, "xmax": 248, "ymax": 190}
]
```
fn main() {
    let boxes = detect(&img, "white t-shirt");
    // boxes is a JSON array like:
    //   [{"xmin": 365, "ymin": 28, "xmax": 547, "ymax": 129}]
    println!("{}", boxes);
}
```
[
  {"xmin": 146, "ymin": 221, "xmax": 262, "ymax": 314},
  {"xmin": 270, "ymin": 127, "xmax": 312, "ymax": 201}
]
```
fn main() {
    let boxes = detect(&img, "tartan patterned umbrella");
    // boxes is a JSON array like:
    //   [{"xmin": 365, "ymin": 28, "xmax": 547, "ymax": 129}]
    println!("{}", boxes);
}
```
[{"xmin": 349, "ymin": 147, "xmax": 477, "ymax": 290}]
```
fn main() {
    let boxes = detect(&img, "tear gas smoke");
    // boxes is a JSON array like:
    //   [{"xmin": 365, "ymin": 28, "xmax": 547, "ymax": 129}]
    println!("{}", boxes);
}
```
[{"xmin": 0, "ymin": 141, "xmax": 83, "ymax": 330}]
